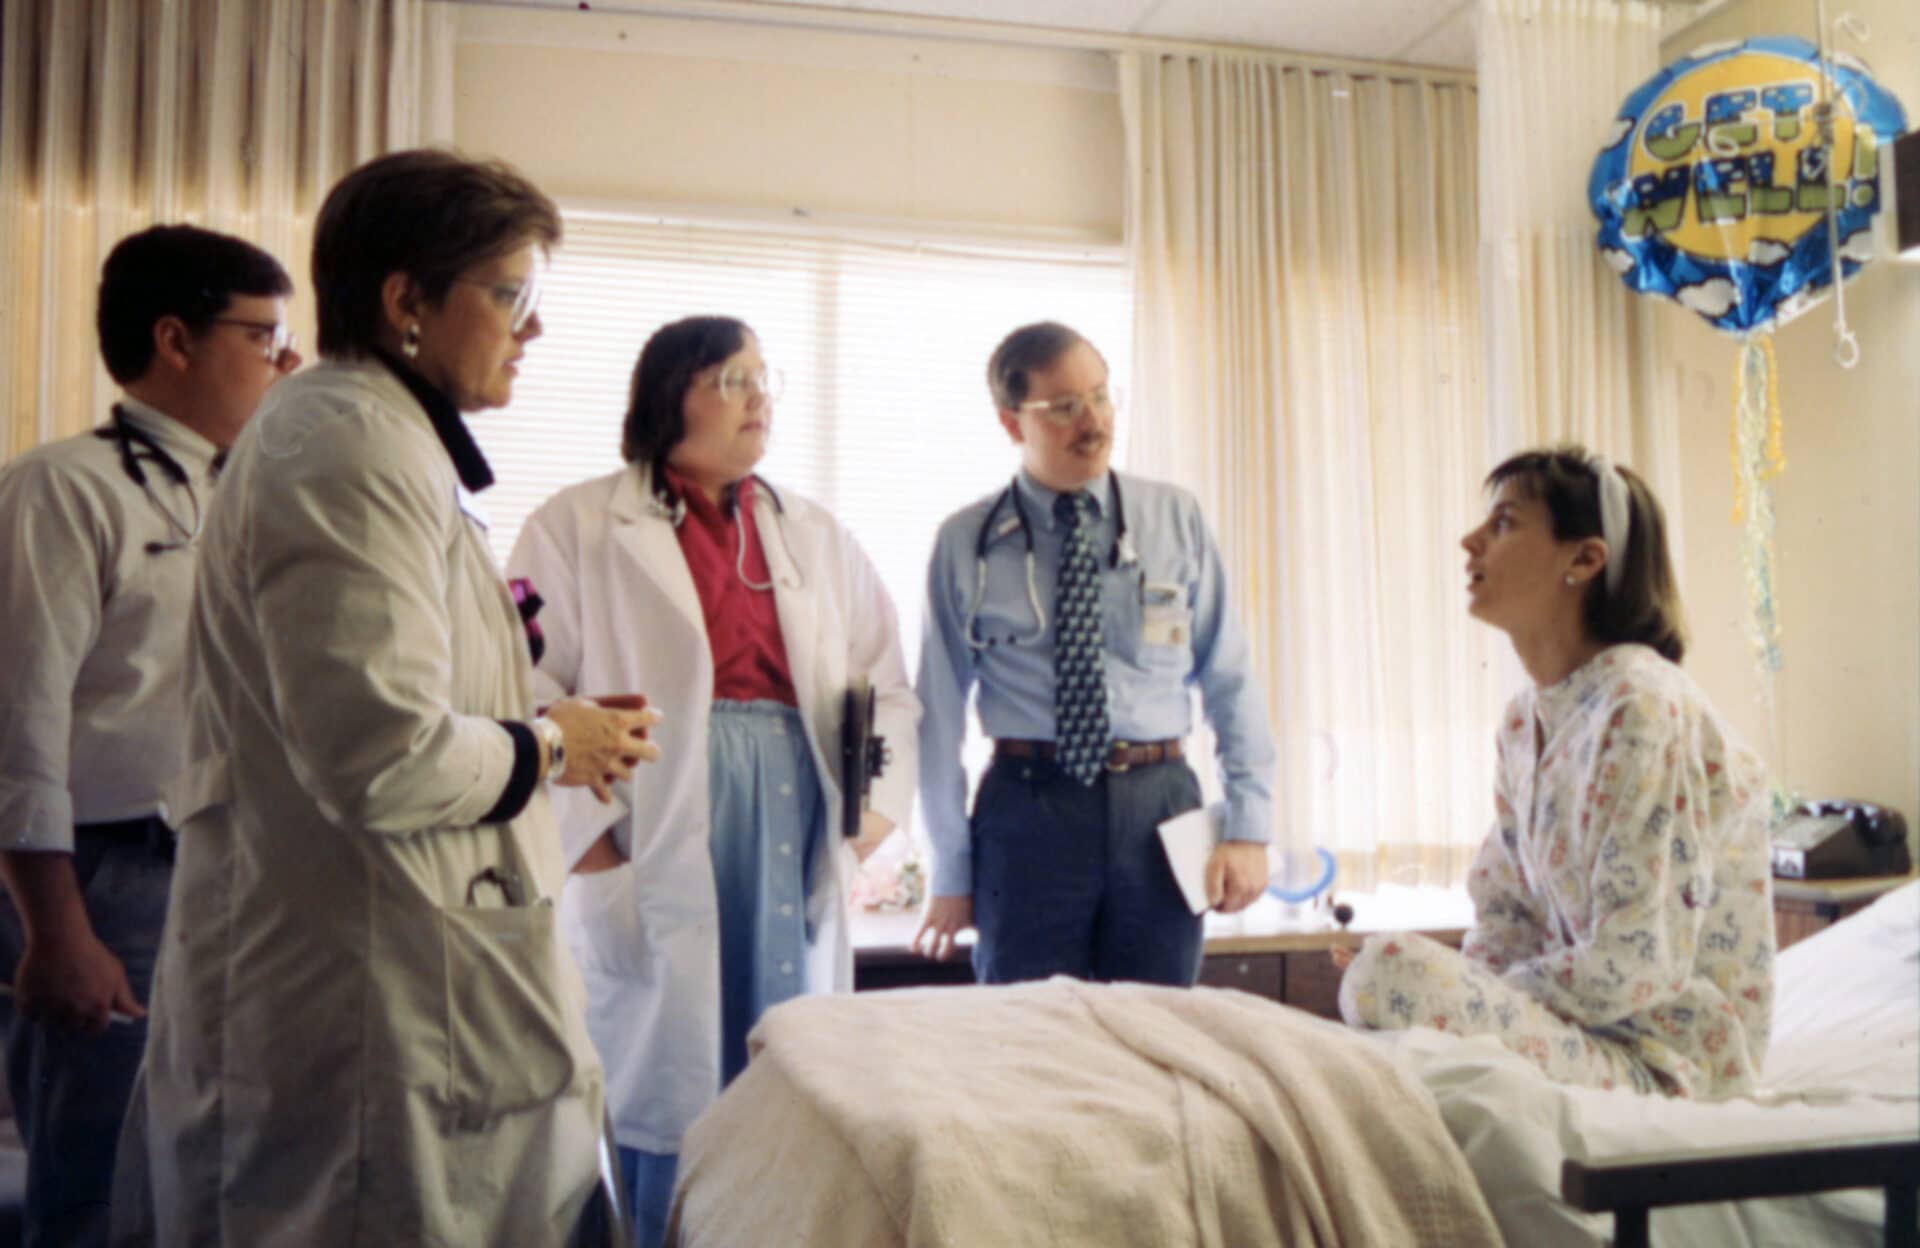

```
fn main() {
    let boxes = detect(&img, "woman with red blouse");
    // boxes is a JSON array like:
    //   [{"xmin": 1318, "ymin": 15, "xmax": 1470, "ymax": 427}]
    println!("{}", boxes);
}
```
[{"xmin": 509, "ymin": 316, "xmax": 920, "ymax": 1248}]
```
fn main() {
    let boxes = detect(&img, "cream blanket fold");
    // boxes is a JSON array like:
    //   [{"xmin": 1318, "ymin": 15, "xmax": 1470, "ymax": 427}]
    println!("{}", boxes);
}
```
[{"xmin": 670, "ymin": 979, "xmax": 1500, "ymax": 1247}]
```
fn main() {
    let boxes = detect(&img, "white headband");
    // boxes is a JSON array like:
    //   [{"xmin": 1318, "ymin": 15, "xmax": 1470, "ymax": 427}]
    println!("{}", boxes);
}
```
[{"xmin": 1586, "ymin": 455, "xmax": 1631, "ymax": 595}]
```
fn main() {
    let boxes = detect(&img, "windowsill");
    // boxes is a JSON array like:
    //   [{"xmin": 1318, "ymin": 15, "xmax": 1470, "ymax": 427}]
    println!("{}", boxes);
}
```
[{"xmin": 851, "ymin": 884, "xmax": 1475, "ymax": 963}]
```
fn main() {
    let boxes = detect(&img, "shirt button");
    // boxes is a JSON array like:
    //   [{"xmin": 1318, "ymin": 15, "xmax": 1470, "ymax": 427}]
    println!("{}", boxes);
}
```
[
  {"xmin": 779, "ymin": 843, "xmax": 793, "ymax": 856},
  {"xmin": 772, "ymin": 723, "xmax": 786, "ymax": 736},
  {"xmin": 778, "ymin": 783, "xmax": 793, "ymax": 796},
  {"xmin": 780, "ymin": 904, "xmax": 794, "ymax": 917},
  {"xmin": 780, "ymin": 961, "xmax": 795, "ymax": 976}
]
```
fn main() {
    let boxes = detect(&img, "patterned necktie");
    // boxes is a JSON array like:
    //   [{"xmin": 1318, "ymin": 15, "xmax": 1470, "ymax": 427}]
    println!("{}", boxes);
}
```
[{"xmin": 1053, "ymin": 490, "xmax": 1110, "ymax": 785}]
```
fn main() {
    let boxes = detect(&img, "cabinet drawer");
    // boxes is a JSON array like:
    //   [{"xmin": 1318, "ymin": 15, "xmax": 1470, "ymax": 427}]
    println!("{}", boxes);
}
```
[
  {"xmin": 855, "ymin": 958, "xmax": 976, "ymax": 992},
  {"xmin": 1282, "ymin": 952, "xmax": 1345, "ymax": 1020},
  {"xmin": 1197, "ymin": 952, "xmax": 1284, "ymax": 1000}
]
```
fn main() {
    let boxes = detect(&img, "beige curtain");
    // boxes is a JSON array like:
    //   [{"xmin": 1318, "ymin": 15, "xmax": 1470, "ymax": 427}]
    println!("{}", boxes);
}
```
[
  {"xmin": 1119, "ymin": 52, "xmax": 1499, "ymax": 892},
  {"xmin": 0, "ymin": 0, "xmax": 455, "ymax": 460},
  {"xmin": 1478, "ymin": 0, "xmax": 1681, "ymax": 505}
]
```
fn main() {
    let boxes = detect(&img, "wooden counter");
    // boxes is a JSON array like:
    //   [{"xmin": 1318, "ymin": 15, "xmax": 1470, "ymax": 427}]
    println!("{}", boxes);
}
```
[{"xmin": 852, "ymin": 909, "xmax": 1466, "ymax": 1019}]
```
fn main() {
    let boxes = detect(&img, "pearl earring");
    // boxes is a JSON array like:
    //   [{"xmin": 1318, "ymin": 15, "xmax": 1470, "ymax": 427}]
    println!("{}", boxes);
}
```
[
  {"xmin": 1564, "ymin": 573, "xmax": 1576, "ymax": 586},
  {"xmin": 403, "ymin": 323, "xmax": 421, "ymax": 360}
]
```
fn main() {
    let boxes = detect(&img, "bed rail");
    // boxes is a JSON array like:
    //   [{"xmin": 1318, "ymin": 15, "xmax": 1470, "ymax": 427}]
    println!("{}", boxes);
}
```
[{"xmin": 1560, "ymin": 1132, "xmax": 1920, "ymax": 1248}]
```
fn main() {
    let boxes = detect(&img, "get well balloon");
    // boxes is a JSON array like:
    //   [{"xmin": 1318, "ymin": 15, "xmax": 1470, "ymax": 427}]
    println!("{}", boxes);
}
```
[{"xmin": 1590, "ymin": 35, "xmax": 1907, "ymax": 335}]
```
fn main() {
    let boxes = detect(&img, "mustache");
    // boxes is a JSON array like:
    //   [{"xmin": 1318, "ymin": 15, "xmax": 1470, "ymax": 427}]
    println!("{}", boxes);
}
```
[{"xmin": 1070, "ymin": 431, "xmax": 1109, "ymax": 453}]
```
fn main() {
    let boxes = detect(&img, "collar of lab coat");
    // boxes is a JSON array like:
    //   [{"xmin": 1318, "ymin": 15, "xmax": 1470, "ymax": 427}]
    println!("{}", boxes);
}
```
[
  {"xmin": 606, "ymin": 459, "xmax": 806, "ymax": 594},
  {"xmin": 370, "ymin": 349, "xmax": 495, "ymax": 493},
  {"xmin": 608, "ymin": 460, "xmax": 661, "ymax": 524},
  {"xmin": 610, "ymin": 464, "xmax": 801, "ymax": 579},
  {"xmin": 113, "ymin": 393, "xmax": 222, "ymax": 474},
  {"xmin": 603, "ymin": 462, "xmax": 706, "ymax": 645}
]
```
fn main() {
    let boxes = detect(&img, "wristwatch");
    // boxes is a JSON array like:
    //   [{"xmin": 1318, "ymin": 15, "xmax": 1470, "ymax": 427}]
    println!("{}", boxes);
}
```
[{"xmin": 531, "ymin": 716, "xmax": 567, "ymax": 782}]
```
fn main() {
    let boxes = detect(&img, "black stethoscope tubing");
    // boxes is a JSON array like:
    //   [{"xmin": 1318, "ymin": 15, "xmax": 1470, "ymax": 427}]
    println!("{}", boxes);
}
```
[
  {"xmin": 95, "ymin": 406, "xmax": 202, "ymax": 554},
  {"xmin": 965, "ymin": 470, "xmax": 1134, "ymax": 650}
]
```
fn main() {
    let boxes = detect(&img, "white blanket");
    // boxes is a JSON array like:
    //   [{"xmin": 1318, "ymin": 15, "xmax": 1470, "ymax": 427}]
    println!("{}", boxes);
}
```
[
  {"xmin": 1377, "ymin": 880, "xmax": 1920, "ymax": 1248},
  {"xmin": 670, "ymin": 978, "xmax": 1500, "ymax": 1247}
]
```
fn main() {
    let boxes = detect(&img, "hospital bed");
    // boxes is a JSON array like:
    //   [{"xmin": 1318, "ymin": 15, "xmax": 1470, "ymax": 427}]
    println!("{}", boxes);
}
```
[
  {"xmin": 666, "ymin": 879, "xmax": 1920, "ymax": 1246},
  {"xmin": 1410, "ymin": 876, "xmax": 1920, "ymax": 1246}
]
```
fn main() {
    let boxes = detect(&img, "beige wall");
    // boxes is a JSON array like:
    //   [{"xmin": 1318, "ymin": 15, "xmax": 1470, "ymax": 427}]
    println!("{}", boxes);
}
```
[
  {"xmin": 453, "ymin": 1, "xmax": 1918, "ymax": 829},
  {"xmin": 453, "ymin": 5, "xmax": 1124, "ymax": 237},
  {"xmin": 1664, "ymin": 0, "xmax": 1919, "ymax": 829}
]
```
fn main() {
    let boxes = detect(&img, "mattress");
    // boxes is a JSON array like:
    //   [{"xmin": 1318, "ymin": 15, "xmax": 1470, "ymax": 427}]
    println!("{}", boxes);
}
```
[{"xmin": 1378, "ymin": 879, "xmax": 1920, "ymax": 1247}]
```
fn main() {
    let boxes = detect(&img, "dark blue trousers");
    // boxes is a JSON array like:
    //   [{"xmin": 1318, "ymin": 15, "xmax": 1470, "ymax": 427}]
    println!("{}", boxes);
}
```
[
  {"xmin": 970, "ymin": 753, "xmax": 1204, "ymax": 986},
  {"xmin": 0, "ymin": 821, "xmax": 171, "ymax": 1248}
]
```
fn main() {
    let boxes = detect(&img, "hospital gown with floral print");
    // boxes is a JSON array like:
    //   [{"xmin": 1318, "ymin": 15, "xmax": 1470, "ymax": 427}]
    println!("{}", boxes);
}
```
[{"xmin": 1340, "ymin": 644, "xmax": 1775, "ymax": 1098}]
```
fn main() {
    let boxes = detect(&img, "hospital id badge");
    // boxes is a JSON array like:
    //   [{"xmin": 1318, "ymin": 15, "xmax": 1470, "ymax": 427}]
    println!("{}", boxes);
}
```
[{"xmin": 1140, "ymin": 582, "xmax": 1191, "ymax": 647}]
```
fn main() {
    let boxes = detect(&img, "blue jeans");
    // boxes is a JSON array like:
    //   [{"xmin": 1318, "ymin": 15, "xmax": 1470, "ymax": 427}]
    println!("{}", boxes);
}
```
[
  {"xmin": 0, "ymin": 822, "xmax": 171, "ymax": 1248},
  {"xmin": 970, "ymin": 754, "xmax": 1204, "ymax": 986},
  {"xmin": 618, "ymin": 1146, "xmax": 677, "ymax": 1248}
]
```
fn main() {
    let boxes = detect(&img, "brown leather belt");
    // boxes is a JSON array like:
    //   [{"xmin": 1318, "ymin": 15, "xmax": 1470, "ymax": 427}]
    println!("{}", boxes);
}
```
[{"xmin": 994, "ymin": 738, "xmax": 1183, "ymax": 774}]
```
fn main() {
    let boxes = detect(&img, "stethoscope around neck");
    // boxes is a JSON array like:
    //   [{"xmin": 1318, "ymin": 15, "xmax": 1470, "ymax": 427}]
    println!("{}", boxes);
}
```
[
  {"xmin": 645, "ymin": 471, "xmax": 803, "ymax": 593},
  {"xmin": 964, "ymin": 470, "xmax": 1137, "ymax": 650},
  {"xmin": 95, "ymin": 405, "xmax": 205, "ymax": 554}
]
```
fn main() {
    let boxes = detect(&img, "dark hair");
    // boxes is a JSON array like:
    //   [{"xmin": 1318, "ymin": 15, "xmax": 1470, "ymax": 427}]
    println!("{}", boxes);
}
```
[
  {"xmin": 95, "ymin": 225, "xmax": 293, "ymax": 384},
  {"xmin": 621, "ymin": 316, "xmax": 753, "ymax": 479},
  {"xmin": 1486, "ymin": 446, "xmax": 1686, "ymax": 663},
  {"xmin": 986, "ymin": 321, "xmax": 1103, "ymax": 410},
  {"xmin": 311, "ymin": 149, "xmax": 560, "ymax": 358}
]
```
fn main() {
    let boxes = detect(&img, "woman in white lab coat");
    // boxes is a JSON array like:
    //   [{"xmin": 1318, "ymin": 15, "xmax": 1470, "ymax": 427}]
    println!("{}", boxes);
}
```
[
  {"xmin": 508, "ymin": 315, "xmax": 919, "ymax": 1248},
  {"xmin": 115, "ymin": 151, "xmax": 659, "ymax": 1247}
]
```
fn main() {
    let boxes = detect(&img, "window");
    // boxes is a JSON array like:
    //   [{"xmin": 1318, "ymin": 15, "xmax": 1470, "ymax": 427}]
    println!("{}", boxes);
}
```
[
  {"xmin": 471, "ymin": 207, "xmax": 1134, "ymax": 897},
  {"xmin": 475, "ymin": 209, "xmax": 1131, "ymax": 667}
]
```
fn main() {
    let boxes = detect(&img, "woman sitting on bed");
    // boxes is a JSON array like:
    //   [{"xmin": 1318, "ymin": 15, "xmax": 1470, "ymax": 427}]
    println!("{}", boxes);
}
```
[{"xmin": 1339, "ymin": 446, "xmax": 1774, "ymax": 1099}]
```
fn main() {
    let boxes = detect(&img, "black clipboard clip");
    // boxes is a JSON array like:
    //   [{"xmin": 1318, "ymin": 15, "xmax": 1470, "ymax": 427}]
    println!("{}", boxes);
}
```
[{"xmin": 840, "ymin": 675, "xmax": 891, "ymax": 837}]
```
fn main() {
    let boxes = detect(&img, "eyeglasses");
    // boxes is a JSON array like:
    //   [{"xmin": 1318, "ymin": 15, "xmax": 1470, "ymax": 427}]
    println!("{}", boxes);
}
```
[
  {"xmin": 1015, "ymin": 385, "xmax": 1118, "ymax": 427},
  {"xmin": 455, "ymin": 271, "xmax": 543, "ymax": 334},
  {"xmin": 708, "ymin": 365, "xmax": 785, "ymax": 406},
  {"xmin": 211, "ymin": 317, "xmax": 297, "ymax": 366}
]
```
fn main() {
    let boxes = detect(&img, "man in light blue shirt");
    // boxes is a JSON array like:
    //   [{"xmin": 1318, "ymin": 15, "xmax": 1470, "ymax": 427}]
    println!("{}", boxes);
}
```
[{"xmin": 913, "ymin": 322, "xmax": 1275, "ymax": 985}]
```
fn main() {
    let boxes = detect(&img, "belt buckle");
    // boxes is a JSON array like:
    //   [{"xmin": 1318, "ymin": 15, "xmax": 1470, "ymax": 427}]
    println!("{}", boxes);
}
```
[{"xmin": 1106, "ymin": 740, "xmax": 1131, "ymax": 774}]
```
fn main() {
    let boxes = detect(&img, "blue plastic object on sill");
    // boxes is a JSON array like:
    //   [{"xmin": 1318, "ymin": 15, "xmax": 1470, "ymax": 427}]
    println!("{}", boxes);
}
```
[{"xmin": 1265, "ymin": 847, "xmax": 1336, "ymax": 903}]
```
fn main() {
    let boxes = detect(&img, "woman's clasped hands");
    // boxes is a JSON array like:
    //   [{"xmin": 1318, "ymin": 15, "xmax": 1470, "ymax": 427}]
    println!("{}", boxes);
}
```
[{"xmin": 546, "ymin": 694, "xmax": 664, "ymax": 802}]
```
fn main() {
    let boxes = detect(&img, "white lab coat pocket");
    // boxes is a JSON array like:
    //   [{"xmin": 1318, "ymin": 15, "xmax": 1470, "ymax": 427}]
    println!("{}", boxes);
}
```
[
  {"xmin": 562, "ymin": 863, "xmax": 655, "ymax": 982},
  {"xmin": 439, "ymin": 901, "xmax": 578, "ymax": 1132}
]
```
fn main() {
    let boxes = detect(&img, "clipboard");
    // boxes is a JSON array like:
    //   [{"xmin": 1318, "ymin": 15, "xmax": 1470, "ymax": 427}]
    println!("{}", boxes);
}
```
[{"xmin": 840, "ymin": 676, "xmax": 891, "ymax": 837}]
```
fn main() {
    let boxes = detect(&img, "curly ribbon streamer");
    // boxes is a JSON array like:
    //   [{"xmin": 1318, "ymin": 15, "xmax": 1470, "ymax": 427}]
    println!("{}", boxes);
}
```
[
  {"xmin": 1729, "ymin": 335, "xmax": 1787, "ymax": 527},
  {"xmin": 1730, "ymin": 334, "xmax": 1790, "ymax": 795}
]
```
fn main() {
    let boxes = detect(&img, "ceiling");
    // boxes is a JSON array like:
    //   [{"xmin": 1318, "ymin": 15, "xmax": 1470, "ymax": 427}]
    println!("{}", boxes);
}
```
[
  {"xmin": 513, "ymin": 0, "xmax": 1473, "ymax": 69},
  {"xmin": 734, "ymin": 0, "xmax": 1482, "ymax": 68},
  {"xmin": 510, "ymin": 0, "xmax": 1720, "ymax": 73}
]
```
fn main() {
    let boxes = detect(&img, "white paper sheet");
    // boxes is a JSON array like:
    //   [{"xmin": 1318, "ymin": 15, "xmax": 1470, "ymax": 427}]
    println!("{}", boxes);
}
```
[{"xmin": 1157, "ymin": 801, "xmax": 1227, "ymax": 914}]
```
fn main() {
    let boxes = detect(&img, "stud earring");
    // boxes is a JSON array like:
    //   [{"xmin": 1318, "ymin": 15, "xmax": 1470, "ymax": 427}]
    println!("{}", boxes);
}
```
[
  {"xmin": 403, "ymin": 323, "xmax": 421, "ymax": 360},
  {"xmin": 1564, "ymin": 573, "xmax": 1576, "ymax": 586}
]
